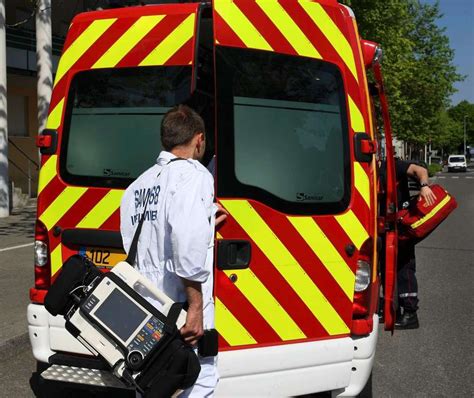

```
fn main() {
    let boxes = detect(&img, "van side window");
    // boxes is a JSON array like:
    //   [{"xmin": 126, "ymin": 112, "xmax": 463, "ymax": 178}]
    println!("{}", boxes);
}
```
[
  {"xmin": 216, "ymin": 47, "xmax": 350, "ymax": 215},
  {"xmin": 60, "ymin": 66, "xmax": 192, "ymax": 188}
]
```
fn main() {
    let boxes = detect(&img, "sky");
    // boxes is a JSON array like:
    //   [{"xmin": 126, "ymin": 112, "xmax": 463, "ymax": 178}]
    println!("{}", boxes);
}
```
[{"xmin": 424, "ymin": 0, "xmax": 474, "ymax": 105}]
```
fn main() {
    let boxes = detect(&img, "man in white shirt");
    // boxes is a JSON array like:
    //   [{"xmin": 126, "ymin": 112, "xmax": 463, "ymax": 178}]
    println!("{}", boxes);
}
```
[{"xmin": 120, "ymin": 105, "xmax": 222, "ymax": 397}]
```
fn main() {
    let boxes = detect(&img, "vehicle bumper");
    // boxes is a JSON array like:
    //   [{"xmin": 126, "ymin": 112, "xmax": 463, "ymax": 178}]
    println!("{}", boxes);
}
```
[
  {"xmin": 28, "ymin": 304, "xmax": 91, "ymax": 363},
  {"xmin": 29, "ymin": 303, "xmax": 378, "ymax": 397},
  {"xmin": 333, "ymin": 314, "xmax": 379, "ymax": 397},
  {"xmin": 216, "ymin": 315, "xmax": 379, "ymax": 397}
]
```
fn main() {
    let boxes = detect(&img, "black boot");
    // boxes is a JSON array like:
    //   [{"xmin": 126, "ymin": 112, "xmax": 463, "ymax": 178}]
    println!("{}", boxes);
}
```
[{"xmin": 395, "ymin": 311, "xmax": 419, "ymax": 330}]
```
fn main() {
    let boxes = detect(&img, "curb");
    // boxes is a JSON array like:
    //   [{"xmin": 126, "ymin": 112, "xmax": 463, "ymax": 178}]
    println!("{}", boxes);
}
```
[{"xmin": 0, "ymin": 332, "xmax": 30, "ymax": 359}]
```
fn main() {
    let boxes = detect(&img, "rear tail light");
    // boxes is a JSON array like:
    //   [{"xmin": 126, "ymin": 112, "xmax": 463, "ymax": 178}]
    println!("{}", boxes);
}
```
[
  {"xmin": 33, "ymin": 220, "xmax": 51, "ymax": 290},
  {"xmin": 355, "ymin": 260, "xmax": 371, "ymax": 292},
  {"xmin": 352, "ymin": 239, "xmax": 377, "ymax": 335},
  {"xmin": 35, "ymin": 241, "xmax": 48, "ymax": 267}
]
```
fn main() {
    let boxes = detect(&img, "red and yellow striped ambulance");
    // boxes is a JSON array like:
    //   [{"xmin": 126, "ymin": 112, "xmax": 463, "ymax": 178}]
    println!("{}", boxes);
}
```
[{"xmin": 29, "ymin": 1, "xmax": 399, "ymax": 396}]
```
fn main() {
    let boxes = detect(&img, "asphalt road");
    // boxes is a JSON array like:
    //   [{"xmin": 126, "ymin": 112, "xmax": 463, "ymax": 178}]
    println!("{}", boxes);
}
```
[
  {"xmin": 373, "ymin": 168, "xmax": 474, "ymax": 397},
  {"xmin": 0, "ymin": 170, "xmax": 472, "ymax": 397}
]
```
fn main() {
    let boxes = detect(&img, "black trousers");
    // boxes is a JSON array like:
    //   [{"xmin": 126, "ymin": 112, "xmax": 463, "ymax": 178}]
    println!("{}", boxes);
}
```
[{"xmin": 397, "ymin": 241, "xmax": 419, "ymax": 312}]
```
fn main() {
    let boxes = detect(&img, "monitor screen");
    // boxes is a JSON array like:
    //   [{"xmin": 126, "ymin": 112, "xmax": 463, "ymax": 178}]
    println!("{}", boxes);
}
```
[{"xmin": 94, "ymin": 288, "xmax": 148, "ymax": 342}]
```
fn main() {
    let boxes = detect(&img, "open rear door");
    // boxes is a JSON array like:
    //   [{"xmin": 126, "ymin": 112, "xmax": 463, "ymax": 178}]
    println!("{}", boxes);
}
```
[{"xmin": 373, "ymin": 63, "xmax": 398, "ymax": 332}]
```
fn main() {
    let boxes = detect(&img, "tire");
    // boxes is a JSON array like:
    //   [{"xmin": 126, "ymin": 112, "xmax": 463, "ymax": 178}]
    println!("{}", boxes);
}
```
[{"xmin": 357, "ymin": 372, "xmax": 373, "ymax": 398}]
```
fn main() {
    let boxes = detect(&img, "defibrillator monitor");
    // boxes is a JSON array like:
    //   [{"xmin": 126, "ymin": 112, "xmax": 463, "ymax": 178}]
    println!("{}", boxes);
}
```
[
  {"xmin": 92, "ymin": 288, "xmax": 148, "ymax": 342},
  {"xmin": 64, "ymin": 261, "xmax": 187, "ymax": 375},
  {"xmin": 78, "ymin": 275, "xmax": 171, "ymax": 369}
]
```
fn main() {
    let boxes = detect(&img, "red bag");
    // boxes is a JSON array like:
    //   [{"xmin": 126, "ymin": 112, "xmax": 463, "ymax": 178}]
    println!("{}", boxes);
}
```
[{"xmin": 397, "ymin": 184, "xmax": 457, "ymax": 240}]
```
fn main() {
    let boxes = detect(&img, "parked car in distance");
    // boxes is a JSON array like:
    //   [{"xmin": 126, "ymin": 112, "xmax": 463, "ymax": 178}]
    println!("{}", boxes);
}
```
[{"xmin": 447, "ymin": 155, "xmax": 467, "ymax": 172}]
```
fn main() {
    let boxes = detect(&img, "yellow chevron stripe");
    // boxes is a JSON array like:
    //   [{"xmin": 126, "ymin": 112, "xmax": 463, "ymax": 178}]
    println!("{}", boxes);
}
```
[
  {"xmin": 257, "ymin": 0, "xmax": 321, "ymax": 59},
  {"xmin": 40, "ymin": 187, "xmax": 88, "ymax": 230},
  {"xmin": 46, "ymin": 98, "xmax": 65, "ymax": 130},
  {"xmin": 215, "ymin": 0, "xmax": 272, "ymax": 51},
  {"xmin": 354, "ymin": 162, "xmax": 371, "ymax": 207},
  {"xmin": 288, "ymin": 217, "xmax": 355, "ymax": 301},
  {"xmin": 92, "ymin": 15, "xmax": 166, "ymax": 69},
  {"xmin": 226, "ymin": 269, "xmax": 305, "ymax": 340},
  {"xmin": 411, "ymin": 195, "xmax": 451, "ymax": 229},
  {"xmin": 335, "ymin": 210, "xmax": 369, "ymax": 250},
  {"xmin": 76, "ymin": 190, "xmax": 123, "ymax": 228},
  {"xmin": 217, "ymin": 233, "xmax": 303, "ymax": 339},
  {"xmin": 352, "ymin": 19, "xmax": 374, "ymax": 138},
  {"xmin": 215, "ymin": 297, "xmax": 257, "ymax": 346},
  {"xmin": 221, "ymin": 200, "xmax": 349, "ymax": 335},
  {"xmin": 349, "ymin": 96, "xmax": 365, "ymax": 132},
  {"xmin": 50, "ymin": 244, "xmax": 63, "ymax": 277},
  {"xmin": 140, "ymin": 14, "xmax": 195, "ymax": 66},
  {"xmin": 37, "ymin": 155, "xmax": 57, "ymax": 195},
  {"xmin": 299, "ymin": 0, "xmax": 358, "ymax": 82},
  {"xmin": 54, "ymin": 19, "xmax": 116, "ymax": 86}
]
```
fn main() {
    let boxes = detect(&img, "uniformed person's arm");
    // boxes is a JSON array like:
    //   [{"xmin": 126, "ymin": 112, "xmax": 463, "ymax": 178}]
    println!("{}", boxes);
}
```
[
  {"xmin": 180, "ymin": 279, "xmax": 204, "ymax": 346},
  {"xmin": 407, "ymin": 163, "xmax": 437, "ymax": 206},
  {"xmin": 166, "ymin": 170, "xmax": 213, "ymax": 345},
  {"xmin": 167, "ymin": 172, "xmax": 212, "ymax": 282}
]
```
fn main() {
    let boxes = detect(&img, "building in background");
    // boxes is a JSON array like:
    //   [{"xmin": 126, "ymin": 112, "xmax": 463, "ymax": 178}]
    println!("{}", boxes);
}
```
[{"xmin": 0, "ymin": 0, "xmax": 148, "ymax": 216}]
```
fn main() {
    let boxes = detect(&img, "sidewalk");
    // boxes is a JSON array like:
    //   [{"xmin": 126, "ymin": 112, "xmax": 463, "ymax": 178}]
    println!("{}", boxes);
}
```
[
  {"xmin": 0, "ymin": 200, "xmax": 37, "ymax": 356},
  {"xmin": 0, "ymin": 200, "xmax": 36, "ymax": 249}
]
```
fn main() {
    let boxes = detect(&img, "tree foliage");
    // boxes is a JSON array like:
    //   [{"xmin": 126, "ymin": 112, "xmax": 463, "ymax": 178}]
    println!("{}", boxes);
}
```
[
  {"xmin": 341, "ymin": 0, "xmax": 465, "ymax": 149},
  {"xmin": 448, "ymin": 101, "xmax": 474, "ymax": 147}
]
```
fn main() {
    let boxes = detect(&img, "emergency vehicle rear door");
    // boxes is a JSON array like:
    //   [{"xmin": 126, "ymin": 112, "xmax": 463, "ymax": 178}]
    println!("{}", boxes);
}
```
[
  {"xmin": 213, "ymin": 0, "xmax": 376, "ymax": 350},
  {"xmin": 37, "ymin": 3, "xmax": 201, "ymax": 283}
]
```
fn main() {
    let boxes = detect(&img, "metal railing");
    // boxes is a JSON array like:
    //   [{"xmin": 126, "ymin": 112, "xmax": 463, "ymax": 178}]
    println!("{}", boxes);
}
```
[
  {"xmin": 6, "ymin": 27, "xmax": 65, "ymax": 55},
  {"xmin": 8, "ymin": 138, "xmax": 40, "ymax": 198}
]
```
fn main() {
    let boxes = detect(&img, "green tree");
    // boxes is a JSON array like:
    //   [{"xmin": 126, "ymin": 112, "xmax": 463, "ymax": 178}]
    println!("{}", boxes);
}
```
[
  {"xmin": 341, "ymin": 0, "xmax": 416, "ymax": 139},
  {"xmin": 403, "ymin": 1, "xmax": 463, "ymax": 144},
  {"xmin": 341, "ymin": 0, "xmax": 463, "ymax": 148},
  {"xmin": 448, "ymin": 100, "xmax": 474, "ymax": 147},
  {"xmin": 431, "ymin": 111, "xmax": 462, "ymax": 152}
]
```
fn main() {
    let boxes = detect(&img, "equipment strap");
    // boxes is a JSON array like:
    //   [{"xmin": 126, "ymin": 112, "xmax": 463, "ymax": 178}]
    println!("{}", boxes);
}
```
[
  {"xmin": 166, "ymin": 302, "xmax": 184, "ymax": 326},
  {"xmin": 126, "ymin": 158, "xmax": 185, "ymax": 265}
]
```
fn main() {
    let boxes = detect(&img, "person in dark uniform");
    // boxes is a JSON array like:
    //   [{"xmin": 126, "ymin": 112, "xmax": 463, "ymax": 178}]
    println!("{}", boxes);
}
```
[{"xmin": 381, "ymin": 159, "xmax": 436, "ymax": 329}]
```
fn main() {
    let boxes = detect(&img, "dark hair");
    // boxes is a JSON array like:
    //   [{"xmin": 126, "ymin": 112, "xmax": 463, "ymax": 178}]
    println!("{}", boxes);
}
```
[{"xmin": 161, "ymin": 105, "xmax": 205, "ymax": 151}]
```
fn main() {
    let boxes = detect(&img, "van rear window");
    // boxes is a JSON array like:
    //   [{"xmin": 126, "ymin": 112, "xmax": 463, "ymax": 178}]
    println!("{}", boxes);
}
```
[
  {"xmin": 216, "ymin": 47, "xmax": 350, "ymax": 215},
  {"xmin": 60, "ymin": 66, "xmax": 192, "ymax": 188}
]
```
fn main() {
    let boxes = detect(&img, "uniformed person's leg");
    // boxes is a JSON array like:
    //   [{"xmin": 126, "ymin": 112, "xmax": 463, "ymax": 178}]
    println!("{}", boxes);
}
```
[
  {"xmin": 398, "ymin": 256, "xmax": 419, "ymax": 312},
  {"xmin": 395, "ymin": 241, "xmax": 419, "ymax": 329},
  {"xmin": 180, "ymin": 356, "xmax": 219, "ymax": 397}
]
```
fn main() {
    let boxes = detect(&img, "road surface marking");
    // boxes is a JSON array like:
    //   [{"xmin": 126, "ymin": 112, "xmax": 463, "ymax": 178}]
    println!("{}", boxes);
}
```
[
  {"xmin": 438, "ymin": 176, "xmax": 446, "ymax": 179},
  {"xmin": 466, "ymin": 176, "xmax": 473, "ymax": 179},
  {"xmin": 452, "ymin": 177, "xmax": 459, "ymax": 179},
  {"xmin": 0, "ymin": 242, "xmax": 34, "ymax": 253}
]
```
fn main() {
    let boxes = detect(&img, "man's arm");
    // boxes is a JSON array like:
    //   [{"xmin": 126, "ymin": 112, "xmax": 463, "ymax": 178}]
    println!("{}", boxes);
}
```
[
  {"xmin": 406, "ymin": 163, "xmax": 437, "ymax": 206},
  {"xmin": 180, "ymin": 279, "xmax": 204, "ymax": 346},
  {"xmin": 166, "ymin": 170, "xmax": 213, "ymax": 345}
]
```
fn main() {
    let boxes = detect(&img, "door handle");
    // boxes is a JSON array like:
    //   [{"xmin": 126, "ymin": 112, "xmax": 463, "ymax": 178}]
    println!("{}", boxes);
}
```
[{"xmin": 217, "ymin": 240, "xmax": 251, "ymax": 270}]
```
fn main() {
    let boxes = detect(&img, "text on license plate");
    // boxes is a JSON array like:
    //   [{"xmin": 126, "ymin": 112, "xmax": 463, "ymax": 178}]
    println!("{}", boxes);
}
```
[{"xmin": 80, "ymin": 247, "xmax": 126, "ymax": 267}]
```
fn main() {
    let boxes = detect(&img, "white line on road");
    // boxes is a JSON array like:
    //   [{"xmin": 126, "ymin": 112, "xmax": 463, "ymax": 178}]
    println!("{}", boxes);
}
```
[
  {"xmin": 452, "ymin": 176, "xmax": 459, "ymax": 179},
  {"xmin": 438, "ymin": 176, "xmax": 446, "ymax": 179},
  {"xmin": 0, "ymin": 242, "xmax": 34, "ymax": 253},
  {"xmin": 467, "ymin": 176, "xmax": 474, "ymax": 179}
]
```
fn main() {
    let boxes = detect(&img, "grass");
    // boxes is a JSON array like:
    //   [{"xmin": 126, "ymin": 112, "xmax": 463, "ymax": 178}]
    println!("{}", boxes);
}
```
[{"xmin": 428, "ymin": 163, "xmax": 443, "ymax": 177}]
